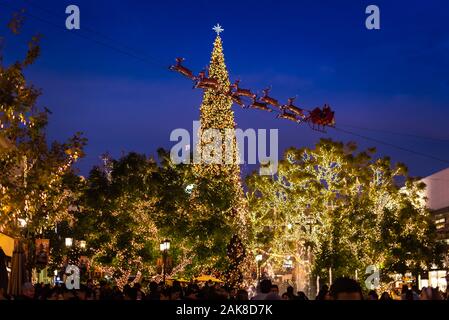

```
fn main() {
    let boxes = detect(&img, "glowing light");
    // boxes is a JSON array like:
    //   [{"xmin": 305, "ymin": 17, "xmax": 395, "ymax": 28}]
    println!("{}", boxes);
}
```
[
  {"xmin": 283, "ymin": 257, "xmax": 293, "ymax": 269},
  {"xmin": 212, "ymin": 23, "xmax": 224, "ymax": 35},
  {"xmin": 185, "ymin": 184, "xmax": 195, "ymax": 194},
  {"xmin": 160, "ymin": 239, "xmax": 170, "ymax": 251},
  {"xmin": 65, "ymin": 237, "xmax": 73, "ymax": 247},
  {"xmin": 18, "ymin": 218, "xmax": 27, "ymax": 227}
]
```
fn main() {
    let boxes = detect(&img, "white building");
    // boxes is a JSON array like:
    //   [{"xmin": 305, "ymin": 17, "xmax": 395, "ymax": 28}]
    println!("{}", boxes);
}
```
[
  {"xmin": 422, "ymin": 167, "xmax": 449, "ymax": 238},
  {"xmin": 420, "ymin": 167, "xmax": 449, "ymax": 290}
]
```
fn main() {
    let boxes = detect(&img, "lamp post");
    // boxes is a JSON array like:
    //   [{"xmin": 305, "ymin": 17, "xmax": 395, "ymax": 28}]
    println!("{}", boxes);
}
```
[
  {"xmin": 255, "ymin": 254, "xmax": 263, "ymax": 282},
  {"xmin": 18, "ymin": 218, "xmax": 27, "ymax": 228},
  {"xmin": 160, "ymin": 239, "xmax": 171, "ymax": 284},
  {"xmin": 65, "ymin": 237, "xmax": 73, "ymax": 247}
]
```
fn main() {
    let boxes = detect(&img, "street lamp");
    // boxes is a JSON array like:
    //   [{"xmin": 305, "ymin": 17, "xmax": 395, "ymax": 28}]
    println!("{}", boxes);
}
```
[
  {"xmin": 185, "ymin": 184, "xmax": 195, "ymax": 194},
  {"xmin": 79, "ymin": 240, "xmax": 86, "ymax": 249},
  {"xmin": 256, "ymin": 254, "xmax": 263, "ymax": 282},
  {"xmin": 18, "ymin": 218, "xmax": 27, "ymax": 228},
  {"xmin": 65, "ymin": 237, "xmax": 73, "ymax": 247},
  {"xmin": 284, "ymin": 256, "xmax": 293, "ymax": 269},
  {"xmin": 160, "ymin": 239, "xmax": 171, "ymax": 284}
]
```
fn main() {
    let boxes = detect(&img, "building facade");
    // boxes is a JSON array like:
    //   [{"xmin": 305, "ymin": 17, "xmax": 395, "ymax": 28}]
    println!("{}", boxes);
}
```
[
  {"xmin": 420, "ymin": 167, "xmax": 449, "ymax": 290},
  {"xmin": 422, "ymin": 167, "xmax": 449, "ymax": 243}
]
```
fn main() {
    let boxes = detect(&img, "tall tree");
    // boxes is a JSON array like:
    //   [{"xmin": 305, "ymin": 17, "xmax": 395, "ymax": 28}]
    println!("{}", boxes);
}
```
[
  {"xmin": 247, "ymin": 139, "xmax": 446, "ymax": 288},
  {"xmin": 0, "ymin": 13, "xmax": 85, "ymax": 248},
  {"xmin": 190, "ymin": 33, "xmax": 249, "ymax": 286},
  {"xmin": 78, "ymin": 153, "xmax": 160, "ymax": 284}
]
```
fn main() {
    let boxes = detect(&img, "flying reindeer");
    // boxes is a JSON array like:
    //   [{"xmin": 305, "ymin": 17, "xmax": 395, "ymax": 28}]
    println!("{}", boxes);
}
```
[
  {"xmin": 169, "ymin": 56, "xmax": 336, "ymax": 130},
  {"xmin": 194, "ymin": 68, "xmax": 219, "ymax": 90},
  {"xmin": 229, "ymin": 80, "xmax": 256, "ymax": 99},
  {"xmin": 282, "ymin": 97, "xmax": 305, "ymax": 118},
  {"xmin": 248, "ymin": 97, "xmax": 272, "ymax": 112},
  {"xmin": 169, "ymin": 58, "xmax": 196, "ymax": 80},
  {"xmin": 229, "ymin": 92, "xmax": 246, "ymax": 108},
  {"xmin": 277, "ymin": 111, "xmax": 300, "ymax": 123},
  {"xmin": 260, "ymin": 88, "xmax": 280, "ymax": 107}
]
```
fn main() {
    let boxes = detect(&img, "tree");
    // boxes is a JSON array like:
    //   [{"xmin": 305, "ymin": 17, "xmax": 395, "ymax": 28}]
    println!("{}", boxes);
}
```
[
  {"xmin": 188, "ymin": 34, "xmax": 249, "ymax": 285},
  {"xmin": 225, "ymin": 234, "xmax": 246, "ymax": 287},
  {"xmin": 247, "ymin": 139, "xmax": 446, "ymax": 289},
  {"xmin": 77, "ymin": 153, "xmax": 161, "ymax": 284},
  {"xmin": 155, "ymin": 148, "xmax": 245, "ymax": 281},
  {"xmin": 0, "ymin": 13, "xmax": 86, "ymax": 277},
  {"xmin": 72, "ymin": 146, "xmax": 243, "ymax": 284}
]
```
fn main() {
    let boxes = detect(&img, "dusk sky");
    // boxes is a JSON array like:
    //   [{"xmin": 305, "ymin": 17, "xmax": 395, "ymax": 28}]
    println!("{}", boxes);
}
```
[{"xmin": 2, "ymin": 0, "xmax": 449, "ymax": 178}]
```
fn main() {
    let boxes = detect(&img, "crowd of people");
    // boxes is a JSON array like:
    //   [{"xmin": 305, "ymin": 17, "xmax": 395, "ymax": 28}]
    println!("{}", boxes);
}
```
[
  {"xmin": 0, "ymin": 277, "xmax": 448, "ymax": 300},
  {"xmin": 314, "ymin": 278, "xmax": 447, "ymax": 300}
]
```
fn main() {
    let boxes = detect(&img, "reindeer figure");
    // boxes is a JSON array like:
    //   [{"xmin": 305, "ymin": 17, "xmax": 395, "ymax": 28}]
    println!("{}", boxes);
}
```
[
  {"xmin": 229, "ymin": 80, "xmax": 256, "ymax": 99},
  {"xmin": 230, "ymin": 92, "xmax": 246, "ymax": 108},
  {"xmin": 169, "ymin": 57, "xmax": 196, "ymax": 80},
  {"xmin": 248, "ymin": 97, "xmax": 272, "ymax": 112},
  {"xmin": 277, "ymin": 111, "xmax": 300, "ymax": 123},
  {"xmin": 260, "ymin": 88, "xmax": 280, "ymax": 107},
  {"xmin": 282, "ymin": 97, "xmax": 305, "ymax": 118},
  {"xmin": 194, "ymin": 69, "xmax": 219, "ymax": 90}
]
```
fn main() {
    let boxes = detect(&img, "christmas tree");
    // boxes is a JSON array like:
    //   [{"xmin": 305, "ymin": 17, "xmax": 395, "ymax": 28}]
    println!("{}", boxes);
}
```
[
  {"xmin": 195, "ymin": 31, "xmax": 241, "ymax": 182},
  {"xmin": 191, "ymin": 27, "xmax": 249, "ymax": 287}
]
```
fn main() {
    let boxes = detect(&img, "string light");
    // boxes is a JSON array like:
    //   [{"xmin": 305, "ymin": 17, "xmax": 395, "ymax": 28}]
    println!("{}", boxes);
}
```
[
  {"xmin": 190, "ymin": 33, "xmax": 250, "ymax": 287},
  {"xmin": 247, "ymin": 139, "xmax": 442, "ymax": 285}
]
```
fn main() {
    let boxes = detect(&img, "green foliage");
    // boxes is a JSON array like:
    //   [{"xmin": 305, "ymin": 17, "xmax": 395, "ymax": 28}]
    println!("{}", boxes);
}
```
[
  {"xmin": 225, "ymin": 235, "xmax": 246, "ymax": 288},
  {"xmin": 0, "ymin": 12, "xmax": 86, "ymax": 263},
  {"xmin": 247, "ymin": 138, "xmax": 446, "ymax": 284},
  {"xmin": 77, "ymin": 153, "xmax": 160, "ymax": 277},
  {"xmin": 72, "ymin": 147, "xmax": 245, "ymax": 280}
]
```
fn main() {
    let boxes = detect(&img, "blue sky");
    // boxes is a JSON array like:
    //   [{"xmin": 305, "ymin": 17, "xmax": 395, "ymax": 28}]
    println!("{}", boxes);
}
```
[{"xmin": 1, "ymin": 0, "xmax": 449, "ymax": 178}]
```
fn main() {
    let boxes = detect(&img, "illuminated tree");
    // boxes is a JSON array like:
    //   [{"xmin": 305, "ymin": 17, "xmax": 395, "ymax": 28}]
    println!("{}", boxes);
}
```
[
  {"xmin": 190, "ymin": 34, "xmax": 249, "ymax": 285},
  {"xmin": 225, "ymin": 234, "xmax": 246, "ymax": 287},
  {"xmin": 247, "ymin": 139, "xmax": 446, "ymax": 288},
  {"xmin": 78, "ymin": 153, "xmax": 161, "ymax": 280},
  {"xmin": 0, "ymin": 14, "xmax": 85, "ymax": 247}
]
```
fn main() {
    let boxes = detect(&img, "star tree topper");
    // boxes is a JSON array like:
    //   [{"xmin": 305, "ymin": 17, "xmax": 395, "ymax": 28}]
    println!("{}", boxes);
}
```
[{"xmin": 213, "ymin": 23, "xmax": 224, "ymax": 35}]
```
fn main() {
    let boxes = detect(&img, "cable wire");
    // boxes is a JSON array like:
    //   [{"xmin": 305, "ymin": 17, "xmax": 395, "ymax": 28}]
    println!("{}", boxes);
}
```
[
  {"xmin": 3, "ymin": 1, "xmax": 449, "ymax": 166},
  {"xmin": 339, "ymin": 123, "xmax": 449, "ymax": 144},
  {"xmin": 20, "ymin": 0, "xmax": 168, "ymax": 67},
  {"xmin": 1, "ymin": 0, "xmax": 167, "ymax": 70},
  {"xmin": 332, "ymin": 126, "xmax": 449, "ymax": 164}
]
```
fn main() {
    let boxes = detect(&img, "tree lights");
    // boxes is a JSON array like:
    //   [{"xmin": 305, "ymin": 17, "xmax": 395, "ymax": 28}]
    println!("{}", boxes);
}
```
[
  {"xmin": 0, "ymin": 14, "xmax": 86, "ymax": 278},
  {"xmin": 247, "ymin": 139, "xmax": 447, "ymax": 287},
  {"xmin": 189, "ymin": 32, "xmax": 250, "ymax": 286}
]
